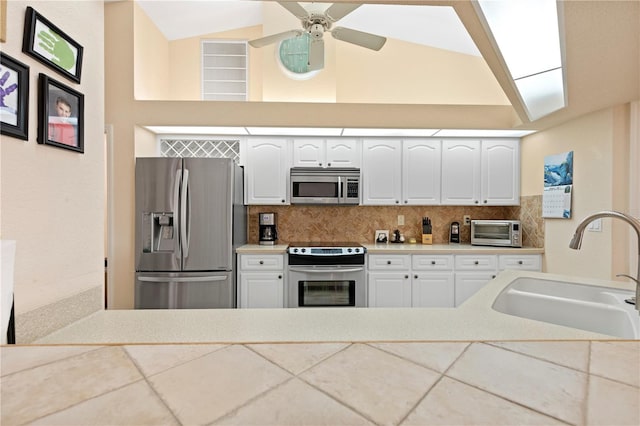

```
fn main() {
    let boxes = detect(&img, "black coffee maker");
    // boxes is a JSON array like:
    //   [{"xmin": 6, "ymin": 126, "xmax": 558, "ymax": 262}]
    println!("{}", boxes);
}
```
[{"xmin": 259, "ymin": 212, "xmax": 278, "ymax": 245}]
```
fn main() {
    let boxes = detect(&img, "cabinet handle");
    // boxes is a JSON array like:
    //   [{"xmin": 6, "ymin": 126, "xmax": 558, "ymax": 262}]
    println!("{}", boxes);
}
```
[
  {"xmin": 484, "ymin": 200, "xmax": 488, "ymax": 204},
  {"xmin": 431, "ymin": 261, "xmax": 436, "ymax": 265},
  {"xmin": 259, "ymin": 260, "xmax": 264, "ymax": 265},
  {"xmin": 319, "ymin": 162, "xmax": 323, "ymax": 166},
  {"xmin": 475, "ymin": 200, "xmax": 479, "ymax": 204},
  {"xmin": 387, "ymin": 260, "xmax": 392, "ymax": 265},
  {"xmin": 278, "ymin": 275, "xmax": 282, "ymax": 279},
  {"xmin": 404, "ymin": 200, "xmax": 408, "ymax": 204},
  {"xmin": 492, "ymin": 275, "xmax": 496, "ymax": 279},
  {"xmin": 474, "ymin": 261, "xmax": 479, "ymax": 265},
  {"xmin": 404, "ymin": 275, "xmax": 409, "ymax": 279},
  {"xmin": 327, "ymin": 163, "xmax": 331, "ymax": 167},
  {"xmin": 281, "ymin": 199, "xmax": 285, "ymax": 203},
  {"xmin": 518, "ymin": 260, "xmax": 523, "ymax": 265},
  {"xmin": 395, "ymin": 200, "xmax": 399, "ymax": 204},
  {"xmin": 414, "ymin": 275, "xmax": 418, "ymax": 279}
]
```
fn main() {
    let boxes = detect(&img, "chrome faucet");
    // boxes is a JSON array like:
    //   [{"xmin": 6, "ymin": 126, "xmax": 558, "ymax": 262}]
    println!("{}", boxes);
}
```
[{"xmin": 569, "ymin": 210, "xmax": 640, "ymax": 311}]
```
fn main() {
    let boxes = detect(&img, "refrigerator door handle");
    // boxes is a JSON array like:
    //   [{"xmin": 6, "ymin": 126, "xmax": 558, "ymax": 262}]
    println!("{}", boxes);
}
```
[
  {"xmin": 181, "ymin": 168, "xmax": 190, "ymax": 259},
  {"xmin": 173, "ymin": 168, "xmax": 182, "ymax": 261},
  {"xmin": 137, "ymin": 275, "xmax": 228, "ymax": 283}
]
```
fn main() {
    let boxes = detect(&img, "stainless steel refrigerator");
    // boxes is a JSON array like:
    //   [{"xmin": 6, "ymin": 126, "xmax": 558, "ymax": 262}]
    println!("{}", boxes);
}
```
[{"xmin": 135, "ymin": 158, "xmax": 246, "ymax": 309}]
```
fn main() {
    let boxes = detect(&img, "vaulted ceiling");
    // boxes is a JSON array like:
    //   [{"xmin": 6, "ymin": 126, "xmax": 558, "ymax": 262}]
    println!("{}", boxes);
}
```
[{"xmin": 133, "ymin": 1, "xmax": 639, "ymax": 130}]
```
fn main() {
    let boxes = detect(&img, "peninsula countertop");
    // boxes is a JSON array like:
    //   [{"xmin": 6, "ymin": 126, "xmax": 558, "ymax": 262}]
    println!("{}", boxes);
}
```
[{"xmin": 34, "ymin": 270, "xmax": 634, "ymax": 345}]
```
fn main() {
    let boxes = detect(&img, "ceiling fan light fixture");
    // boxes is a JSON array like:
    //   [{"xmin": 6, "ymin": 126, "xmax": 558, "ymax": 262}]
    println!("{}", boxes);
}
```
[{"xmin": 277, "ymin": 32, "xmax": 321, "ymax": 80}]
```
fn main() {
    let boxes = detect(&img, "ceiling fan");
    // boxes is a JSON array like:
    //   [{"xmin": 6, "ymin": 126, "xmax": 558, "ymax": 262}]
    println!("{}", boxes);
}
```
[{"xmin": 248, "ymin": 2, "xmax": 387, "ymax": 71}]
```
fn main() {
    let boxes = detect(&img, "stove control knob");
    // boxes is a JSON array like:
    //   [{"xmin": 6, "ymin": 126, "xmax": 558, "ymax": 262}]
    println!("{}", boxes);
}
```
[
  {"xmin": 301, "ymin": 248, "xmax": 306, "ymax": 253},
  {"xmin": 292, "ymin": 248, "xmax": 298, "ymax": 253},
  {"xmin": 347, "ymin": 248, "xmax": 353, "ymax": 253}
]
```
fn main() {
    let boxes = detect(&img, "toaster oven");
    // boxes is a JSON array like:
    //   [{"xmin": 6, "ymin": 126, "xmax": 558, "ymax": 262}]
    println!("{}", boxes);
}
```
[{"xmin": 471, "ymin": 220, "xmax": 522, "ymax": 247}]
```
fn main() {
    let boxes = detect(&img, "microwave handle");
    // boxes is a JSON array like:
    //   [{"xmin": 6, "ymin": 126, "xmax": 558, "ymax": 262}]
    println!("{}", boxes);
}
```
[{"xmin": 337, "ymin": 176, "xmax": 343, "ymax": 202}]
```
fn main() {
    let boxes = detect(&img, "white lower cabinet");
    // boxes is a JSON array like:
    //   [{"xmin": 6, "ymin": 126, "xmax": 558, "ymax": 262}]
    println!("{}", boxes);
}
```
[
  {"xmin": 238, "ymin": 254, "xmax": 285, "ymax": 308},
  {"xmin": 368, "ymin": 252, "xmax": 541, "ymax": 308},
  {"xmin": 368, "ymin": 254, "xmax": 455, "ymax": 308}
]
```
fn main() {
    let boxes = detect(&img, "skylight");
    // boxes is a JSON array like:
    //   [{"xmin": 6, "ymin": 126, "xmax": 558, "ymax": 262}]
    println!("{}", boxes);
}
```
[{"xmin": 476, "ymin": 0, "xmax": 566, "ymax": 120}]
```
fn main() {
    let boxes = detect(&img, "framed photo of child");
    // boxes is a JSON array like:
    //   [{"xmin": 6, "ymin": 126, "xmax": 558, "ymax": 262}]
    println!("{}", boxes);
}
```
[{"xmin": 37, "ymin": 73, "xmax": 84, "ymax": 153}]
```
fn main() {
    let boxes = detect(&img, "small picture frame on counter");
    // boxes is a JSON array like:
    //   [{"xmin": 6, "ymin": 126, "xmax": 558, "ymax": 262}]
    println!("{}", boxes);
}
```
[{"xmin": 375, "ymin": 230, "xmax": 389, "ymax": 244}]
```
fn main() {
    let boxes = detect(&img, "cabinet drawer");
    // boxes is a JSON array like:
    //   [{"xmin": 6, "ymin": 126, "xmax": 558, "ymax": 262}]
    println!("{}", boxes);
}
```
[
  {"xmin": 499, "ymin": 254, "xmax": 542, "ymax": 271},
  {"xmin": 239, "ymin": 254, "xmax": 284, "ymax": 270},
  {"xmin": 368, "ymin": 254, "xmax": 411, "ymax": 270},
  {"xmin": 412, "ymin": 255, "xmax": 454, "ymax": 271},
  {"xmin": 455, "ymin": 255, "xmax": 497, "ymax": 270}
]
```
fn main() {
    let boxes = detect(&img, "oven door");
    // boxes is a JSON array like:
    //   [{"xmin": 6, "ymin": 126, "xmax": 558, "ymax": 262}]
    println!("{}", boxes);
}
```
[{"xmin": 288, "ymin": 265, "xmax": 366, "ymax": 307}]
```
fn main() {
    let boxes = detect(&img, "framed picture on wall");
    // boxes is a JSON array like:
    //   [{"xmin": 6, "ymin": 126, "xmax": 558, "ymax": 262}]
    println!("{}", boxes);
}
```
[
  {"xmin": 0, "ymin": 53, "xmax": 29, "ymax": 140},
  {"xmin": 22, "ymin": 6, "xmax": 83, "ymax": 83},
  {"xmin": 38, "ymin": 74, "xmax": 84, "ymax": 153}
]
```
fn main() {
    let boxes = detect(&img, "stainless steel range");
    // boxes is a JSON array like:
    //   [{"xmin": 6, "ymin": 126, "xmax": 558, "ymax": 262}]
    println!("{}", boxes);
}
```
[{"xmin": 287, "ymin": 242, "xmax": 367, "ymax": 308}]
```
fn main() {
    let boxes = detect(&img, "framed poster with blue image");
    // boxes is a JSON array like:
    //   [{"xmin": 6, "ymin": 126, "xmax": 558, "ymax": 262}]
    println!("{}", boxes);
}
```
[
  {"xmin": 0, "ymin": 52, "xmax": 29, "ymax": 140},
  {"xmin": 22, "ymin": 6, "xmax": 83, "ymax": 83}
]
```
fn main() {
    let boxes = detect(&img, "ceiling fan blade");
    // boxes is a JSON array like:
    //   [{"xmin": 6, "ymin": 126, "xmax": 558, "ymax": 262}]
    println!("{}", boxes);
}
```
[
  {"xmin": 331, "ymin": 27, "xmax": 387, "ymax": 51},
  {"xmin": 278, "ymin": 1, "xmax": 309, "ymax": 20},
  {"xmin": 325, "ymin": 3, "xmax": 361, "ymax": 22},
  {"xmin": 307, "ymin": 38, "xmax": 324, "ymax": 71},
  {"xmin": 249, "ymin": 30, "xmax": 304, "ymax": 48}
]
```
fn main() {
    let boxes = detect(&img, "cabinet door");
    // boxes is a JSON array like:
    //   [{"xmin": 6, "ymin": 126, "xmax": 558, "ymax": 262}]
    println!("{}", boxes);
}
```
[
  {"xmin": 239, "ymin": 272, "xmax": 284, "ymax": 308},
  {"xmin": 245, "ymin": 138, "xmax": 288, "ymax": 205},
  {"xmin": 412, "ymin": 272, "xmax": 455, "ymax": 307},
  {"xmin": 481, "ymin": 139, "xmax": 520, "ymax": 205},
  {"xmin": 368, "ymin": 272, "xmax": 411, "ymax": 307},
  {"xmin": 325, "ymin": 138, "xmax": 360, "ymax": 168},
  {"xmin": 361, "ymin": 139, "xmax": 402, "ymax": 205},
  {"xmin": 292, "ymin": 138, "xmax": 324, "ymax": 167},
  {"xmin": 441, "ymin": 140, "xmax": 481, "ymax": 205},
  {"xmin": 454, "ymin": 271, "xmax": 497, "ymax": 306},
  {"xmin": 402, "ymin": 140, "xmax": 441, "ymax": 205}
]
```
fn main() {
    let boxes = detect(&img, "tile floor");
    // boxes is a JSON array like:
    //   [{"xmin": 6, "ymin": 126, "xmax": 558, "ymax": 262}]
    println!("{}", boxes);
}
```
[{"xmin": 1, "ymin": 340, "xmax": 638, "ymax": 425}]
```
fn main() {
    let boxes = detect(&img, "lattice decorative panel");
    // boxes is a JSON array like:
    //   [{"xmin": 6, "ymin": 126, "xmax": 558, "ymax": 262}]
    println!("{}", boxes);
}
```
[{"xmin": 160, "ymin": 139, "xmax": 240, "ymax": 162}]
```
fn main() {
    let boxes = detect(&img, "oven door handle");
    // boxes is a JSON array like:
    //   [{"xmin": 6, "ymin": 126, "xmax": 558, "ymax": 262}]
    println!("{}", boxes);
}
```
[{"xmin": 289, "ymin": 267, "xmax": 364, "ymax": 273}]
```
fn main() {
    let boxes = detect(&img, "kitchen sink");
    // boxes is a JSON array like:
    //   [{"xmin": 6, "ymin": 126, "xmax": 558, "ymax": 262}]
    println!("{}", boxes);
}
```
[{"xmin": 492, "ymin": 277, "xmax": 639, "ymax": 338}]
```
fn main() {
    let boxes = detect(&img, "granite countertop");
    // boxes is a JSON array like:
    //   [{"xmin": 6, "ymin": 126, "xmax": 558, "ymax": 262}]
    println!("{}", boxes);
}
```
[{"xmin": 34, "ymin": 270, "xmax": 635, "ymax": 345}]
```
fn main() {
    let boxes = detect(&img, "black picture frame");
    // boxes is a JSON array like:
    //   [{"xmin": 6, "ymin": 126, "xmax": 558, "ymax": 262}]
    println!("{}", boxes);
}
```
[
  {"xmin": 38, "ymin": 74, "xmax": 84, "ymax": 153},
  {"xmin": 0, "ymin": 52, "xmax": 29, "ymax": 140},
  {"xmin": 22, "ymin": 6, "xmax": 83, "ymax": 83}
]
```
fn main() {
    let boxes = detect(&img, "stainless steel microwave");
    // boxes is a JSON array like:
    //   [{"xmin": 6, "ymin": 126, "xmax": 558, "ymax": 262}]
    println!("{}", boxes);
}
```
[
  {"xmin": 471, "ymin": 220, "xmax": 522, "ymax": 247},
  {"xmin": 290, "ymin": 167, "xmax": 360, "ymax": 205}
]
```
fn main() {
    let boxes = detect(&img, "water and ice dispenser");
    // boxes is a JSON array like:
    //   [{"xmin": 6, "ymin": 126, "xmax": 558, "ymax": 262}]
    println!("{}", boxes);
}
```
[{"xmin": 142, "ymin": 212, "xmax": 175, "ymax": 252}]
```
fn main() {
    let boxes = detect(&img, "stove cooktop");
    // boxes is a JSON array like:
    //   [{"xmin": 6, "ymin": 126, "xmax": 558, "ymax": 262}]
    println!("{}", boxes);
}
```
[{"xmin": 288, "ymin": 242, "xmax": 362, "ymax": 248}]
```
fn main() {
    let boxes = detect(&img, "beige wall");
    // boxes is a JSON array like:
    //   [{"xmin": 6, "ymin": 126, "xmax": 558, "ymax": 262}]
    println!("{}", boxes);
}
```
[
  {"xmin": 133, "ymin": 4, "xmax": 169, "ymax": 100},
  {"xmin": 1, "ymin": 1, "xmax": 105, "ymax": 341},
  {"xmin": 520, "ymin": 106, "xmax": 633, "ymax": 281}
]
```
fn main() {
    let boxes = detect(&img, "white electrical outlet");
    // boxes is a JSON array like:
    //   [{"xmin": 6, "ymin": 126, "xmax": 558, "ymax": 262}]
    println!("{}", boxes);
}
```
[
  {"xmin": 464, "ymin": 215, "xmax": 471, "ymax": 226},
  {"xmin": 398, "ymin": 215, "xmax": 405, "ymax": 226}
]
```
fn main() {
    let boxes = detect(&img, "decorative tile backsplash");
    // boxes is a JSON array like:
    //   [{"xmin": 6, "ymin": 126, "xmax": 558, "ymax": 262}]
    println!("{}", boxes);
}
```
[{"xmin": 248, "ymin": 196, "xmax": 544, "ymax": 247}]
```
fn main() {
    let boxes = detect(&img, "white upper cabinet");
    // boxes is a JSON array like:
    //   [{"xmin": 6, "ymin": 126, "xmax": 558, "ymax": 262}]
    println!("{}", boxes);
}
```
[
  {"xmin": 481, "ymin": 139, "xmax": 520, "ymax": 205},
  {"xmin": 402, "ymin": 140, "xmax": 441, "ymax": 205},
  {"xmin": 244, "ymin": 138, "xmax": 289, "ymax": 205},
  {"xmin": 441, "ymin": 139, "xmax": 482, "ymax": 205},
  {"xmin": 441, "ymin": 139, "xmax": 520, "ymax": 206},
  {"xmin": 361, "ymin": 139, "xmax": 403, "ymax": 205},
  {"xmin": 292, "ymin": 138, "xmax": 360, "ymax": 168}
]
